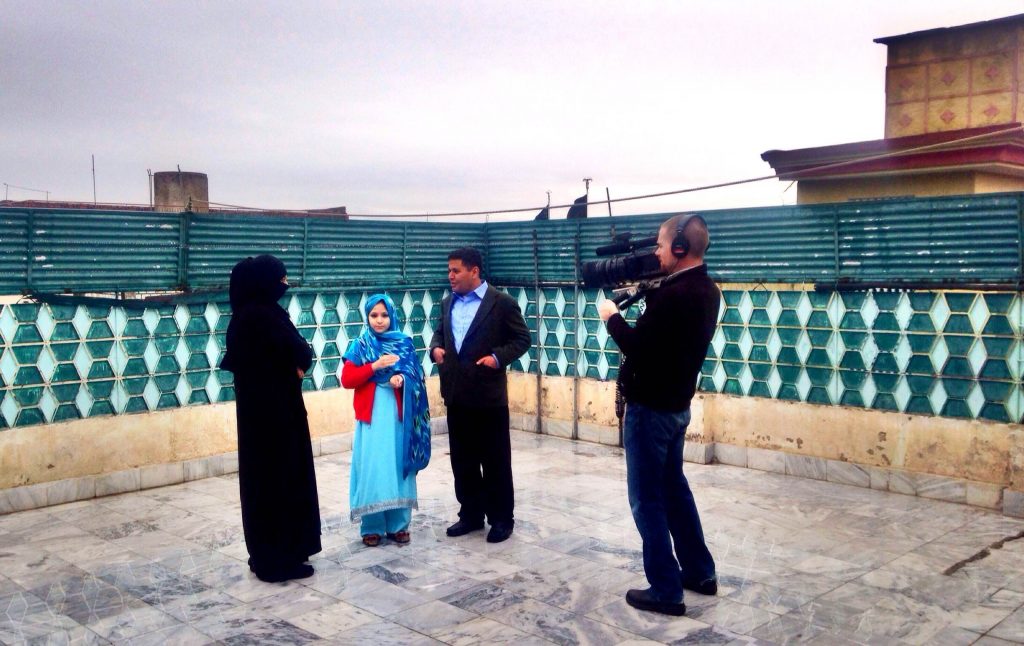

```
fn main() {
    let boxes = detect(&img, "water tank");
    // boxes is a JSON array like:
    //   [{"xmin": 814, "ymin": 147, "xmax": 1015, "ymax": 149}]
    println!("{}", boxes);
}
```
[{"xmin": 153, "ymin": 171, "xmax": 209, "ymax": 213}]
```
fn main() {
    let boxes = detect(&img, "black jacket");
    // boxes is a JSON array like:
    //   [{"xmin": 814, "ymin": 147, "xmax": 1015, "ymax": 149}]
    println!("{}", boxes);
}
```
[
  {"xmin": 607, "ymin": 263, "xmax": 720, "ymax": 412},
  {"xmin": 430, "ymin": 285, "xmax": 531, "ymax": 408}
]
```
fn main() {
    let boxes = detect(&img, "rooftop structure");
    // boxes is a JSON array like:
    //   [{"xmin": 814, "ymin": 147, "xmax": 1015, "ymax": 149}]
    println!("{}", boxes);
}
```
[{"xmin": 763, "ymin": 14, "xmax": 1024, "ymax": 204}]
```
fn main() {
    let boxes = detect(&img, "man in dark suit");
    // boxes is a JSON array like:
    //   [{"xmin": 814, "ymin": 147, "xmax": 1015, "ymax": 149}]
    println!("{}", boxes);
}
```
[{"xmin": 430, "ymin": 247, "xmax": 531, "ymax": 543}]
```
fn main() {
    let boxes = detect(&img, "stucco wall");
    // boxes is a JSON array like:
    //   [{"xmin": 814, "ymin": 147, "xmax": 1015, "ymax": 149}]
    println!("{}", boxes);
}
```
[{"xmin": 0, "ymin": 376, "xmax": 445, "ymax": 491}]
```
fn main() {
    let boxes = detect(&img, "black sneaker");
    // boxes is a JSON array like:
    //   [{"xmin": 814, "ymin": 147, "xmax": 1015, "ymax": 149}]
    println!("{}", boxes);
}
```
[
  {"xmin": 446, "ymin": 519, "xmax": 484, "ymax": 537},
  {"xmin": 682, "ymin": 575, "xmax": 718, "ymax": 596},
  {"xmin": 625, "ymin": 588, "xmax": 686, "ymax": 616}
]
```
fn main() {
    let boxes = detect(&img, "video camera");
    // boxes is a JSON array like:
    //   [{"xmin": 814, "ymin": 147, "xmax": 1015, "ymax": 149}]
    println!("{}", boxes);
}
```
[{"xmin": 581, "ymin": 232, "xmax": 664, "ymax": 309}]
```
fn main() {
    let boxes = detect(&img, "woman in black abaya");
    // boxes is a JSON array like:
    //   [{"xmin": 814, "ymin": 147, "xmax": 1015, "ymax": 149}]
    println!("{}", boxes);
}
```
[{"xmin": 220, "ymin": 254, "xmax": 322, "ymax": 582}]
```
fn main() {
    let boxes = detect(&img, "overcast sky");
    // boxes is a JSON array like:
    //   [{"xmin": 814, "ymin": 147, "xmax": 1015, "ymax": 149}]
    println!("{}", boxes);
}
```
[{"xmin": 3, "ymin": 1, "xmax": 1023, "ymax": 220}]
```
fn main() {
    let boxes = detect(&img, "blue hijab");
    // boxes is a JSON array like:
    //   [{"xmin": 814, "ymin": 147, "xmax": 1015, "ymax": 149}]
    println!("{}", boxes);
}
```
[{"xmin": 343, "ymin": 294, "xmax": 431, "ymax": 477}]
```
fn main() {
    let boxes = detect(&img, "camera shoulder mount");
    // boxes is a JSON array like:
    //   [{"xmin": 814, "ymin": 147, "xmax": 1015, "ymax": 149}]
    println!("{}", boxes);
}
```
[{"xmin": 610, "ymin": 278, "xmax": 662, "ymax": 310}]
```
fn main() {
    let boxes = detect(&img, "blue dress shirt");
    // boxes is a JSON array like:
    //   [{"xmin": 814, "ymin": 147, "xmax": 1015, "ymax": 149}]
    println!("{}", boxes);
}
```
[{"xmin": 451, "ymin": 281, "xmax": 488, "ymax": 353}]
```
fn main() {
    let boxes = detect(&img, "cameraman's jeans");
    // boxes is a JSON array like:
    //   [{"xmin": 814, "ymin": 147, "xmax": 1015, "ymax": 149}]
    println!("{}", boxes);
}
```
[{"xmin": 624, "ymin": 402, "xmax": 715, "ymax": 603}]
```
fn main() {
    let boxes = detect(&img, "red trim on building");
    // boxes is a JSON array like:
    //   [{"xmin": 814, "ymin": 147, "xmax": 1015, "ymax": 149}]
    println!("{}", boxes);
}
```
[{"xmin": 761, "ymin": 124, "xmax": 1024, "ymax": 180}]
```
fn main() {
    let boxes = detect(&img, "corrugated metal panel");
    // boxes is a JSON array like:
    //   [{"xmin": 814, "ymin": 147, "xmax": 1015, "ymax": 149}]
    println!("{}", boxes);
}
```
[
  {"xmin": 2, "ymin": 193, "xmax": 1021, "ymax": 294},
  {"xmin": 403, "ymin": 222, "xmax": 485, "ymax": 284},
  {"xmin": 704, "ymin": 205, "xmax": 836, "ymax": 283},
  {"xmin": 24, "ymin": 209, "xmax": 180, "ymax": 292},
  {"xmin": 488, "ymin": 207, "xmax": 838, "ymax": 285},
  {"xmin": 189, "ymin": 215, "xmax": 485, "ymax": 289},
  {"xmin": 305, "ymin": 219, "xmax": 484, "ymax": 286},
  {"xmin": 305, "ymin": 218, "xmax": 406, "ymax": 285},
  {"xmin": 488, "ymin": 195, "xmax": 1022, "ymax": 286},
  {"xmin": 835, "ymin": 194, "xmax": 1021, "ymax": 282},
  {"xmin": 0, "ymin": 210, "xmax": 29, "ymax": 292},
  {"xmin": 188, "ymin": 213, "xmax": 306, "ymax": 288}
]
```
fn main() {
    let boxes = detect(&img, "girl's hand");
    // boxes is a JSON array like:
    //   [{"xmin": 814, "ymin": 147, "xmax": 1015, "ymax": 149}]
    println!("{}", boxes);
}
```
[
  {"xmin": 389, "ymin": 374, "xmax": 404, "ymax": 389},
  {"xmin": 372, "ymin": 354, "xmax": 400, "ymax": 372}
]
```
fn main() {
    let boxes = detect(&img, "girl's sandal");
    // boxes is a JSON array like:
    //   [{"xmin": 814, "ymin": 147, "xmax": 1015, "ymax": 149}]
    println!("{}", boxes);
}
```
[
  {"xmin": 386, "ymin": 530, "xmax": 411, "ymax": 544},
  {"xmin": 362, "ymin": 534, "xmax": 381, "ymax": 547}
]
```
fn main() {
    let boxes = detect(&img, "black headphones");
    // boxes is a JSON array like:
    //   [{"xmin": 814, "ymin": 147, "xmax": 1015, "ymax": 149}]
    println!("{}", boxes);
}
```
[{"xmin": 670, "ymin": 213, "xmax": 709, "ymax": 258}]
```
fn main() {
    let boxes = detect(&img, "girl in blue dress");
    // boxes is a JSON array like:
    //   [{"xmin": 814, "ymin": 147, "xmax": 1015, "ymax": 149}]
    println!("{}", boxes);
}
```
[{"xmin": 341, "ymin": 294, "xmax": 431, "ymax": 546}]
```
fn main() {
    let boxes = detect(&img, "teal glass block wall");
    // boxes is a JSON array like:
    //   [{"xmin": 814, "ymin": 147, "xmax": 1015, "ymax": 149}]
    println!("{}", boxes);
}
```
[
  {"xmin": 703, "ymin": 289, "xmax": 1024, "ymax": 423},
  {"xmin": 1, "ymin": 286, "xmax": 1020, "ymax": 428},
  {"xmin": 0, "ymin": 288, "xmax": 447, "ymax": 429}
]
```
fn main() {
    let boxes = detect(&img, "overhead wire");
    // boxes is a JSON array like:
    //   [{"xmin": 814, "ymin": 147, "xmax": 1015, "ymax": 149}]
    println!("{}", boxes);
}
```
[
  {"xmin": 8, "ymin": 124, "xmax": 1022, "ymax": 218},
  {"xmin": 194, "ymin": 124, "xmax": 1023, "ymax": 218}
]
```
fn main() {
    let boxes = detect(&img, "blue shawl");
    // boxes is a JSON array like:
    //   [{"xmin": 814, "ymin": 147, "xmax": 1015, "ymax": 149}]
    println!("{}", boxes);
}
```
[{"xmin": 343, "ymin": 293, "xmax": 431, "ymax": 477}]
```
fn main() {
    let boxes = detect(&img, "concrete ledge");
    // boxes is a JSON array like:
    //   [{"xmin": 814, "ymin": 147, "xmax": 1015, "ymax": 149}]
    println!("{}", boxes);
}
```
[
  {"xmin": 578, "ymin": 422, "xmax": 620, "ymax": 447},
  {"xmin": 0, "ymin": 429, "xmax": 359, "ymax": 515},
  {"xmin": 684, "ymin": 442, "xmax": 715, "ymax": 465},
  {"xmin": 826, "ymin": 460, "xmax": 870, "ymax": 488},
  {"xmin": 712, "ymin": 441, "xmax": 1019, "ymax": 517},
  {"xmin": 915, "ymin": 473, "xmax": 967, "ymax": 504},
  {"xmin": 868, "ymin": 466, "xmax": 890, "ymax": 491},
  {"xmin": 321, "ymin": 432, "xmax": 354, "ymax": 452},
  {"xmin": 46, "ymin": 476, "xmax": 95, "ymax": 507},
  {"xmin": 431, "ymin": 417, "xmax": 449, "ymax": 436},
  {"xmin": 0, "ymin": 482, "xmax": 46, "ymax": 514},
  {"xmin": 541, "ymin": 419, "xmax": 574, "ymax": 439},
  {"xmin": 140, "ymin": 463, "xmax": 185, "ymax": 490},
  {"xmin": 1004, "ymin": 490, "xmax": 1024, "ymax": 518},
  {"xmin": 967, "ymin": 482, "xmax": 1003, "ymax": 510},
  {"xmin": 95, "ymin": 468, "xmax": 141, "ymax": 498},
  {"xmin": 510, "ymin": 414, "xmax": 537, "ymax": 434},
  {"xmin": 714, "ymin": 443, "xmax": 747, "ymax": 467},
  {"xmin": 786, "ymin": 453, "xmax": 826, "ymax": 481},
  {"xmin": 889, "ymin": 471, "xmax": 917, "ymax": 496},
  {"xmin": 748, "ymin": 447, "xmax": 786, "ymax": 474}
]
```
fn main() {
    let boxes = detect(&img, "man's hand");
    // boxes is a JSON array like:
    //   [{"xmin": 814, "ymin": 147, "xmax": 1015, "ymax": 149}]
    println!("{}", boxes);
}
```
[
  {"xmin": 431, "ymin": 347, "xmax": 445, "ymax": 364},
  {"xmin": 475, "ymin": 355, "xmax": 498, "ymax": 369},
  {"xmin": 372, "ymin": 354, "xmax": 400, "ymax": 371},
  {"xmin": 598, "ymin": 299, "xmax": 619, "ymax": 322},
  {"xmin": 296, "ymin": 368, "xmax": 305, "ymax": 378},
  {"xmin": 389, "ymin": 374, "xmax": 404, "ymax": 389}
]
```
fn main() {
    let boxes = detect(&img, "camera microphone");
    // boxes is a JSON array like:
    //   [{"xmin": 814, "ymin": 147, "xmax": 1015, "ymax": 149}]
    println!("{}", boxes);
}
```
[
  {"xmin": 594, "ymin": 235, "xmax": 657, "ymax": 257},
  {"xmin": 595, "ymin": 241, "xmax": 632, "ymax": 256}
]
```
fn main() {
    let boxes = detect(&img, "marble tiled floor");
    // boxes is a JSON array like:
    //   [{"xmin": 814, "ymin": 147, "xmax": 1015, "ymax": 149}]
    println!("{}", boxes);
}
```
[{"xmin": 2, "ymin": 431, "xmax": 1024, "ymax": 645}]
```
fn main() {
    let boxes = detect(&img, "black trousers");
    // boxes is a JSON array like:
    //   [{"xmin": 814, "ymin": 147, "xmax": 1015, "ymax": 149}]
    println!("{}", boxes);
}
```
[{"xmin": 447, "ymin": 404, "xmax": 514, "ymax": 525}]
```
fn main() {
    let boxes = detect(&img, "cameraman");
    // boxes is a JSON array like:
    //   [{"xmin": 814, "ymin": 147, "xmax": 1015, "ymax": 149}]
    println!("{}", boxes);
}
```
[{"xmin": 597, "ymin": 213, "xmax": 719, "ymax": 616}]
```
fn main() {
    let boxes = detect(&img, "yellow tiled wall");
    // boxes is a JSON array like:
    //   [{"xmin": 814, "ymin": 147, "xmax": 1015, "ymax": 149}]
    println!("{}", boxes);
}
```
[{"xmin": 884, "ymin": 24, "xmax": 1021, "ymax": 137}]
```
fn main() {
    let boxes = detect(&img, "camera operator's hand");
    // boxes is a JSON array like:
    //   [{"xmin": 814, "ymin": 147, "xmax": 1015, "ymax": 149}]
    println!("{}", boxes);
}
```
[{"xmin": 598, "ymin": 299, "xmax": 618, "ymax": 322}]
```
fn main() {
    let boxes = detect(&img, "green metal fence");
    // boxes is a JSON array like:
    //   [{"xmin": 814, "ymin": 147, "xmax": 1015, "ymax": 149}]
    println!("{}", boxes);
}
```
[
  {"xmin": 0, "ymin": 209, "xmax": 485, "ymax": 294},
  {"xmin": 0, "ymin": 192, "xmax": 1020, "ymax": 295},
  {"xmin": 486, "ymin": 193, "xmax": 1024, "ymax": 287}
]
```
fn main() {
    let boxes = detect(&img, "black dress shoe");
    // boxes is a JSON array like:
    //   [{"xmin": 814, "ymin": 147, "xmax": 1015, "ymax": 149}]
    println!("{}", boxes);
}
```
[
  {"xmin": 625, "ymin": 588, "xmax": 686, "ymax": 616},
  {"xmin": 486, "ymin": 522, "xmax": 513, "ymax": 543},
  {"xmin": 682, "ymin": 575, "xmax": 718, "ymax": 596},
  {"xmin": 446, "ymin": 519, "xmax": 484, "ymax": 537}
]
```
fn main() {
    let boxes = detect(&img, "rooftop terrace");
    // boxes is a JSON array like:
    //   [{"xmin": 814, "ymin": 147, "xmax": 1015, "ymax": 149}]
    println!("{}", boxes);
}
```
[{"xmin": 2, "ymin": 432, "xmax": 1023, "ymax": 645}]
